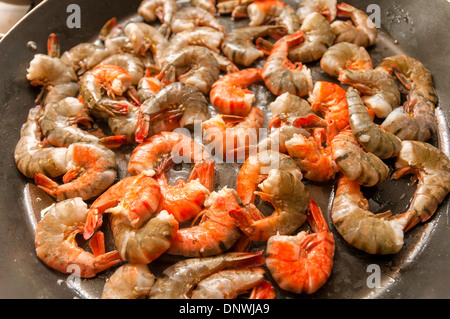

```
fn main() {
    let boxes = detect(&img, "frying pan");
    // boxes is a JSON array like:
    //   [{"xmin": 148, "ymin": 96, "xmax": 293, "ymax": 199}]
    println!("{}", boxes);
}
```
[{"xmin": 0, "ymin": 0, "xmax": 448, "ymax": 299}]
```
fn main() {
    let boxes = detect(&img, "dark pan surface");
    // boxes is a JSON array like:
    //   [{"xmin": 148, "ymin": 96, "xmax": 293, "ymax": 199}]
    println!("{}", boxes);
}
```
[{"xmin": 0, "ymin": 0, "xmax": 448, "ymax": 299}]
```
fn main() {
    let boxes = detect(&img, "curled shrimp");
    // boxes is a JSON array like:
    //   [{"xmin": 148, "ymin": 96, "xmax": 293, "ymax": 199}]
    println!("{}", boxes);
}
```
[
  {"xmin": 123, "ymin": 22, "xmax": 169, "ymax": 68},
  {"xmin": 320, "ymin": 42, "xmax": 373, "ymax": 78},
  {"xmin": 167, "ymin": 186, "xmax": 243, "ymax": 257},
  {"xmin": 296, "ymin": 0, "xmax": 337, "ymax": 23},
  {"xmin": 266, "ymin": 199, "xmax": 335, "ymax": 294},
  {"xmin": 338, "ymin": 69, "xmax": 401, "ymax": 118},
  {"xmin": 27, "ymin": 54, "xmax": 77, "ymax": 88},
  {"xmin": 221, "ymin": 25, "xmax": 286, "ymax": 67},
  {"xmin": 60, "ymin": 42, "xmax": 111, "ymax": 75},
  {"xmin": 110, "ymin": 210, "xmax": 178, "ymax": 264},
  {"xmin": 170, "ymin": 6, "xmax": 226, "ymax": 34},
  {"xmin": 330, "ymin": 2, "xmax": 377, "ymax": 48},
  {"xmin": 34, "ymin": 142, "xmax": 117, "ymax": 201},
  {"xmin": 79, "ymin": 64, "xmax": 132, "ymax": 118},
  {"xmin": 285, "ymin": 132, "xmax": 337, "ymax": 182},
  {"xmin": 202, "ymin": 107, "xmax": 264, "ymax": 160},
  {"xmin": 127, "ymin": 131, "xmax": 214, "ymax": 223},
  {"xmin": 149, "ymin": 251, "xmax": 265, "ymax": 299},
  {"xmin": 381, "ymin": 88, "xmax": 437, "ymax": 142},
  {"xmin": 157, "ymin": 45, "xmax": 220, "ymax": 95},
  {"xmin": 138, "ymin": 0, "xmax": 178, "ymax": 37},
  {"xmin": 346, "ymin": 87, "xmax": 401, "ymax": 159},
  {"xmin": 247, "ymin": 0, "xmax": 301, "ymax": 34},
  {"xmin": 99, "ymin": 53, "xmax": 146, "ymax": 86},
  {"xmin": 190, "ymin": 267, "xmax": 267, "ymax": 299},
  {"xmin": 35, "ymin": 198, "xmax": 122, "ymax": 278},
  {"xmin": 392, "ymin": 141, "xmax": 450, "ymax": 232},
  {"xmin": 262, "ymin": 30, "xmax": 313, "ymax": 97},
  {"xmin": 210, "ymin": 68, "xmax": 263, "ymax": 116},
  {"xmin": 331, "ymin": 128, "xmax": 389, "ymax": 187},
  {"xmin": 191, "ymin": 0, "xmax": 217, "ymax": 15},
  {"xmin": 231, "ymin": 150, "xmax": 310, "ymax": 241},
  {"xmin": 332, "ymin": 174, "xmax": 410, "ymax": 255},
  {"xmin": 83, "ymin": 174, "xmax": 162, "ymax": 240},
  {"xmin": 14, "ymin": 106, "xmax": 69, "ymax": 179},
  {"xmin": 135, "ymin": 82, "xmax": 210, "ymax": 143},
  {"xmin": 288, "ymin": 12, "xmax": 335, "ymax": 63},
  {"xmin": 309, "ymin": 81, "xmax": 349, "ymax": 134},
  {"xmin": 101, "ymin": 263, "xmax": 155, "ymax": 299},
  {"xmin": 375, "ymin": 54, "xmax": 438, "ymax": 105},
  {"xmin": 39, "ymin": 97, "xmax": 125, "ymax": 148}
]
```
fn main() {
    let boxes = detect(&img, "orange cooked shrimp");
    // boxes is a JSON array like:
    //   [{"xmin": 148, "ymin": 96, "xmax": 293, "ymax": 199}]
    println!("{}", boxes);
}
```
[
  {"xmin": 83, "ymin": 174, "xmax": 162, "ymax": 240},
  {"xmin": 210, "ymin": 68, "xmax": 263, "ymax": 116},
  {"xmin": 128, "ymin": 131, "xmax": 214, "ymax": 223},
  {"xmin": 202, "ymin": 107, "xmax": 264, "ymax": 161},
  {"xmin": 34, "ymin": 142, "xmax": 117, "ymax": 201},
  {"xmin": 266, "ymin": 199, "xmax": 335, "ymax": 294},
  {"xmin": 167, "ymin": 186, "xmax": 244, "ymax": 257}
]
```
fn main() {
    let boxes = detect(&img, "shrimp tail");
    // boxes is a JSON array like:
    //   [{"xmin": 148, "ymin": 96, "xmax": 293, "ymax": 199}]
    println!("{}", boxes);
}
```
[
  {"xmin": 249, "ymin": 280, "xmax": 277, "ymax": 299},
  {"xmin": 255, "ymin": 37, "xmax": 274, "ymax": 55},
  {"xmin": 135, "ymin": 113, "xmax": 150, "ymax": 143},
  {"xmin": 229, "ymin": 204, "xmax": 265, "ymax": 236},
  {"xmin": 89, "ymin": 231, "xmax": 106, "ymax": 256},
  {"xmin": 99, "ymin": 135, "xmax": 129, "ymax": 149},
  {"xmin": 188, "ymin": 159, "xmax": 215, "ymax": 192},
  {"xmin": 307, "ymin": 198, "xmax": 329, "ymax": 232},
  {"xmin": 293, "ymin": 114, "xmax": 328, "ymax": 128},
  {"xmin": 93, "ymin": 250, "xmax": 123, "ymax": 274},
  {"xmin": 34, "ymin": 174, "xmax": 59, "ymax": 196},
  {"xmin": 83, "ymin": 209, "xmax": 102, "ymax": 240}
]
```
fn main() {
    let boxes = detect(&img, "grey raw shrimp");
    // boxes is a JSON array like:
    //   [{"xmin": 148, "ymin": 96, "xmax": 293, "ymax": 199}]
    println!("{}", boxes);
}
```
[
  {"xmin": 135, "ymin": 82, "xmax": 210, "ymax": 142},
  {"xmin": 60, "ymin": 42, "xmax": 111, "ymax": 75},
  {"xmin": 262, "ymin": 30, "xmax": 313, "ymax": 97},
  {"xmin": 288, "ymin": 12, "xmax": 336, "ymax": 63},
  {"xmin": 221, "ymin": 25, "xmax": 286, "ymax": 67},
  {"xmin": 170, "ymin": 6, "xmax": 226, "ymax": 34},
  {"xmin": 346, "ymin": 87, "xmax": 401, "ymax": 159},
  {"xmin": 157, "ymin": 45, "xmax": 220, "ymax": 95}
]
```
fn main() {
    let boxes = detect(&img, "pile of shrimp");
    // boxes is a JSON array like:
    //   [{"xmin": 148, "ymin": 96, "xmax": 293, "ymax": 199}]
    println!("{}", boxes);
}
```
[{"xmin": 15, "ymin": 0, "xmax": 449, "ymax": 299}]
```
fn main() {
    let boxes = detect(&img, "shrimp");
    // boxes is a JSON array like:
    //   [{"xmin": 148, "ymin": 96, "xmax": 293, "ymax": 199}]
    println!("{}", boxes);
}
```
[
  {"xmin": 285, "ymin": 133, "xmax": 337, "ymax": 182},
  {"xmin": 14, "ymin": 106, "xmax": 69, "ymax": 179},
  {"xmin": 392, "ymin": 141, "xmax": 450, "ymax": 232},
  {"xmin": 296, "ymin": 0, "xmax": 337, "ymax": 23},
  {"xmin": 266, "ymin": 199, "xmax": 335, "ymax": 294},
  {"xmin": 330, "ymin": 128, "xmax": 389, "ymax": 187},
  {"xmin": 35, "ymin": 197, "xmax": 122, "ymax": 278},
  {"xmin": 190, "ymin": 267, "xmax": 266, "ymax": 299},
  {"xmin": 101, "ymin": 263, "xmax": 155, "ymax": 299},
  {"xmin": 221, "ymin": 25, "xmax": 286, "ymax": 67},
  {"xmin": 137, "ymin": 0, "xmax": 178, "ymax": 37},
  {"xmin": 26, "ymin": 54, "xmax": 77, "ymax": 88},
  {"xmin": 82, "ymin": 174, "xmax": 162, "ymax": 240},
  {"xmin": 100, "ymin": 17, "xmax": 134, "ymax": 54},
  {"xmin": 268, "ymin": 92, "xmax": 326, "ymax": 129},
  {"xmin": 128, "ymin": 131, "xmax": 212, "ymax": 177},
  {"xmin": 110, "ymin": 210, "xmax": 178, "ymax": 264},
  {"xmin": 149, "ymin": 251, "xmax": 265, "ymax": 299},
  {"xmin": 79, "ymin": 64, "xmax": 132, "ymax": 118},
  {"xmin": 135, "ymin": 82, "xmax": 210, "ymax": 143},
  {"xmin": 128, "ymin": 131, "xmax": 214, "ymax": 222},
  {"xmin": 308, "ymin": 81, "xmax": 349, "ymax": 133},
  {"xmin": 137, "ymin": 75, "xmax": 163, "ymax": 103},
  {"xmin": 34, "ymin": 142, "xmax": 117, "ymax": 201},
  {"xmin": 202, "ymin": 107, "xmax": 264, "ymax": 160},
  {"xmin": 99, "ymin": 53, "xmax": 146, "ymax": 86},
  {"xmin": 170, "ymin": 6, "xmax": 226, "ymax": 34},
  {"xmin": 257, "ymin": 124, "xmax": 310, "ymax": 154},
  {"xmin": 338, "ymin": 69, "xmax": 401, "ymax": 118},
  {"xmin": 107, "ymin": 104, "xmax": 140, "ymax": 143},
  {"xmin": 381, "ymin": 89, "xmax": 437, "ymax": 142},
  {"xmin": 231, "ymin": 150, "xmax": 310, "ymax": 241},
  {"xmin": 167, "ymin": 186, "xmax": 243, "ymax": 257},
  {"xmin": 332, "ymin": 174, "xmax": 410, "ymax": 255},
  {"xmin": 247, "ymin": 0, "xmax": 301, "ymax": 34},
  {"xmin": 190, "ymin": 0, "xmax": 217, "ymax": 15},
  {"xmin": 330, "ymin": 2, "xmax": 378, "ymax": 48},
  {"xmin": 262, "ymin": 30, "xmax": 313, "ymax": 97},
  {"xmin": 288, "ymin": 12, "xmax": 335, "ymax": 63},
  {"xmin": 346, "ymin": 87, "xmax": 401, "ymax": 159},
  {"xmin": 157, "ymin": 45, "xmax": 220, "ymax": 95},
  {"xmin": 164, "ymin": 26, "xmax": 225, "ymax": 60},
  {"xmin": 60, "ymin": 42, "xmax": 111, "ymax": 75},
  {"xmin": 123, "ymin": 22, "xmax": 170, "ymax": 68},
  {"xmin": 209, "ymin": 68, "xmax": 263, "ymax": 116},
  {"xmin": 375, "ymin": 54, "xmax": 438, "ymax": 105},
  {"xmin": 320, "ymin": 42, "xmax": 373, "ymax": 78},
  {"xmin": 39, "ymin": 97, "xmax": 126, "ymax": 148}
]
